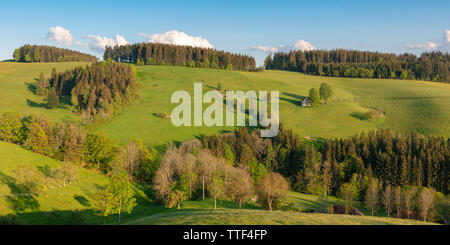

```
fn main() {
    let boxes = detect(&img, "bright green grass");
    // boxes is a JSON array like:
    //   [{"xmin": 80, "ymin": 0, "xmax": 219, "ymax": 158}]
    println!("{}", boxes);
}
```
[
  {"xmin": 0, "ymin": 141, "xmax": 109, "ymax": 224},
  {"xmin": 0, "ymin": 62, "xmax": 89, "ymax": 124},
  {"xmin": 96, "ymin": 66, "xmax": 450, "ymax": 147},
  {"xmin": 126, "ymin": 209, "xmax": 436, "ymax": 225}
]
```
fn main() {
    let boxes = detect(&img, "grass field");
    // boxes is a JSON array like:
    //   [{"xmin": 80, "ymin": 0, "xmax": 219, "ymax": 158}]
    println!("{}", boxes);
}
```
[
  {"xmin": 0, "ymin": 62, "xmax": 448, "ymax": 225},
  {"xmin": 126, "ymin": 209, "xmax": 435, "ymax": 225},
  {"xmin": 94, "ymin": 65, "xmax": 450, "ymax": 147},
  {"xmin": 0, "ymin": 62, "xmax": 88, "ymax": 124},
  {"xmin": 1, "ymin": 62, "xmax": 448, "ymax": 148},
  {"xmin": 0, "ymin": 141, "xmax": 109, "ymax": 224}
]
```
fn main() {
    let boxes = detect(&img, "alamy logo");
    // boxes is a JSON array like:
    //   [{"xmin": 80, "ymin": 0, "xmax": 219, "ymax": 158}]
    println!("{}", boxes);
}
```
[{"xmin": 171, "ymin": 83, "xmax": 280, "ymax": 137}]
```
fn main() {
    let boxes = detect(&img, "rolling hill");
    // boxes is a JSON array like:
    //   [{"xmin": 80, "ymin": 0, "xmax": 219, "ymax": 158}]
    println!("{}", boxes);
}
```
[{"xmin": 94, "ymin": 65, "xmax": 450, "ymax": 147}]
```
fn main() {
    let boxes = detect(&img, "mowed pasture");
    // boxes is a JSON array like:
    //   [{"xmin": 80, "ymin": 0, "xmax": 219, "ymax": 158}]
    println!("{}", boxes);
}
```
[{"xmin": 95, "ymin": 65, "xmax": 450, "ymax": 146}]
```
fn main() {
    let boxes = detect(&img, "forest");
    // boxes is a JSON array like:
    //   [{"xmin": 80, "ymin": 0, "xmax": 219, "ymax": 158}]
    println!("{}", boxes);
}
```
[
  {"xmin": 265, "ymin": 49, "xmax": 450, "ymax": 82},
  {"xmin": 200, "ymin": 125, "xmax": 448, "ymax": 195},
  {"xmin": 103, "ymin": 42, "xmax": 258, "ymax": 71},
  {"xmin": 13, "ymin": 45, "xmax": 98, "ymax": 63},
  {"xmin": 48, "ymin": 61, "xmax": 137, "ymax": 122}
]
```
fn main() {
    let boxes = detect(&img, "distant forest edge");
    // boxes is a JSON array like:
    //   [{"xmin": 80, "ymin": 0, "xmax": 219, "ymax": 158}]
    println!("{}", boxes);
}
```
[
  {"xmin": 13, "ymin": 45, "xmax": 98, "ymax": 62},
  {"xmin": 103, "ymin": 42, "xmax": 258, "ymax": 71},
  {"xmin": 265, "ymin": 50, "xmax": 450, "ymax": 82}
]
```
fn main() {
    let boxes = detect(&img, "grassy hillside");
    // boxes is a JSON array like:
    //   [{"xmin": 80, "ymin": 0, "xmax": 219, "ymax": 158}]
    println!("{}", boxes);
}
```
[
  {"xmin": 95, "ymin": 65, "xmax": 450, "ymax": 146},
  {"xmin": 126, "ymin": 209, "xmax": 435, "ymax": 225},
  {"xmin": 0, "ymin": 62, "xmax": 89, "ymax": 124},
  {"xmin": 0, "ymin": 141, "xmax": 109, "ymax": 224}
]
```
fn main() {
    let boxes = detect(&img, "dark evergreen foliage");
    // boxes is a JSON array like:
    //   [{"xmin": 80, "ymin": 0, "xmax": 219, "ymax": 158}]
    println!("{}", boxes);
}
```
[
  {"xmin": 201, "ymin": 126, "xmax": 449, "ymax": 194},
  {"xmin": 49, "ymin": 61, "xmax": 137, "ymax": 116},
  {"xmin": 13, "ymin": 45, "xmax": 98, "ymax": 63},
  {"xmin": 103, "ymin": 42, "xmax": 257, "ymax": 71},
  {"xmin": 265, "ymin": 49, "xmax": 450, "ymax": 82}
]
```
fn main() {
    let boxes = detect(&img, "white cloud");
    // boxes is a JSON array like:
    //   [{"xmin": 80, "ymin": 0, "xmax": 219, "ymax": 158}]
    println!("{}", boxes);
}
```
[
  {"xmin": 251, "ymin": 39, "xmax": 316, "ymax": 53},
  {"xmin": 47, "ymin": 26, "xmax": 74, "ymax": 46},
  {"xmin": 140, "ymin": 30, "xmax": 214, "ymax": 49},
  {"xmin": 292, "ymin": 40, "xmax": 316, "ymax": 51},
  {"xmin": 252, "ymin": 45, "xmax": 280, "ymax": 53},
  {"xmin": 406, "ymin": 30, "xmax": 450, "ymax": 52},
  {"xmin": 405, "ymin": 41, "xmax": 438, "ymax": 50},
  {"xmin": 86, "ymin": 34, "xmax": 129, "ymax": 53}
]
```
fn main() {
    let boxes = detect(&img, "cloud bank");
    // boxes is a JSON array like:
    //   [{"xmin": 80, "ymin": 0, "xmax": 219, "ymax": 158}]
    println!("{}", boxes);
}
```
[
  {"xmin": 405, "ymin": 30, "xmax": 450, "ymax": 52},
  {"xmin": 84, "ymin": 34, "xmax": 129, "ymax": 53},
  {"xmin": 251, "ymin": 39, "xmax": 316, "ymax": 53},
  {"xmin": 47, "ymin": 26, "xmax": 74, "ymax": 46},
  {"xmin": 140, "ymin": 30, "xmax": 214, "ymax": 49}
]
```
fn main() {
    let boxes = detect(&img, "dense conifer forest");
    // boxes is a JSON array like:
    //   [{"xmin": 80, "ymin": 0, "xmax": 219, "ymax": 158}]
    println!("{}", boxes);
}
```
[
  {"xmin": 49, "ymin": 61, "xmax": 137, "ymax": 119},
  {"xmin": 13, "ymin": 45, "xmax": 98, "ymax": 62},
  {"xmin": 201, "ymin": 126, "xmax": 449, "ymax": 195},
  {"xmin": 103, "ymin": 42, "xmax": 257, "ymax": 71},
  {"xmin": 265, "ymin": 49, "xmax": 450, "ymax": 82}
]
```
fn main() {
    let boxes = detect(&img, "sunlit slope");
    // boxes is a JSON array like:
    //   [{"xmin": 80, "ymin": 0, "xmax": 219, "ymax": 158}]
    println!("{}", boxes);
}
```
[
  {"xmin": 96, "ymin": 66, "xmax": 450, "ymax": 146},
  {"xmin": 0, "ymin": 62, "xmax": 90, "ymax": 124},
  {"xmin": 127, "ymin": 209, "xmax": 436, "ymax": 225},
  {"xmin": 0, "ymin": 141, "xmax": 108, "ymax": 218}
]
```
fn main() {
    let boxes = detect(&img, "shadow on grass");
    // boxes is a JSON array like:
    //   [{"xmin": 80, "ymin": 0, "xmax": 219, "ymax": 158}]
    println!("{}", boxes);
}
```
[
  {"xmin": 0, "ymin": 172, "xmax": 40, "ymax": 213},
  {"xmin": 74, "ymin": 195, "xmax": 90, "ymax": 207},
  {"xmin": 26, "ymin": 99, "xmax": 48, "ymax": 109},
  {"xmin": 350, "ymin": 111, "xmax": 368, "ymax": 120},
  {"xmin": 24, "ymin": 82, "xmax": 37, "ymax": 95}
]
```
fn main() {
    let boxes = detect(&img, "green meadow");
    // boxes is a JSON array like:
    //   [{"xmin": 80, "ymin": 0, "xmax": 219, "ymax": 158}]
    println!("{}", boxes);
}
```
[
  {"xmin": 0, "ymin": 62, "xmax": 87, "ymax": 124},
  {"xmin": 1, "ymin": 62, "xmax": 449, "ymax": 148},
  {"xmin": 126, "ymin": 209, "xmax": 435, "ymax": 225},
  {"xmin": 0, "ymin": 62, "xmax": 448, "ymax": 225},
  {"xmin": 95, "ymin": 65, "xmax": 450, "ymax": 146}
]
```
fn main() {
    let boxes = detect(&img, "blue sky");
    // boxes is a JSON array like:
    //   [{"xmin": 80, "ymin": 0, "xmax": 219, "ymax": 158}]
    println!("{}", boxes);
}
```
[{"xmin": 1, "ymin": 0, "xmax": 449, "ymax": 65}]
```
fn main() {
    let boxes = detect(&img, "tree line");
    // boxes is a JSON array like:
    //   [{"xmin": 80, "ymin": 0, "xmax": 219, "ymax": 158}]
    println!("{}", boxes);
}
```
[
  {"xmin": 103, "ymin": 42, "xmax": 258, "ymax": 71},
  {"xmin": 47, "ymin": 61, "xmax": 137, "ymax": 123},
  {"xmin": 13, "ymin": 45, "xmax": 98, "ymax": 63},
  {"xmin": 153, "ymin": 141, "xmax": 289, "ymax": 211},
  {"xmin": 199, "ymin": 126, "xmax": 448, "ymax": 195},
  {"xmin": 265, "ymin": 49, "xmax": 450, "ymax": 82},
  {"xmin": 0, "ymin": 112, "xmax": 160, "ymax": 182}
]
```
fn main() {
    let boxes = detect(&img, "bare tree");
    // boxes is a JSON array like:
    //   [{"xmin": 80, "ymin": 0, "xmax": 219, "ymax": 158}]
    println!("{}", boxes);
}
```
[
  {"xmin": 381, "ymin": 185, "xmax": 393, "ymax": 217},
  {"xmin": 119, "ymin": 140, "xmax": 141, "ymax": 176},
  {"xmin": 179, "ymin": 139, "xmax": 202, "ymax": 154},
  {"xmin": 196, "ymin": 150, "xmax": 216, "ymax": 200},
  {"xmin": 182, "ymin": 153, "xmax": 197, "ymax": 200},
  {"xmin": 256, "ymin": 172, "xmax": 289, "ymax": 211},
  {"xmin": 208, "ymin": 171, "xmax": 225, "ymax": 209},
  {"xmin": 321, "ymin": 161, "xmax": 331, "ymax": 197},
  {"xmin": 55, "ymin": 162, "xmax": 79, "ymax": 187},
  {"xmin": 153, "ymin": 145, "xmax": 182, "ymax": 201},
  {"xmin": 420, "ymin": 187, "xmax": 436, "ymax": 222},
  {"xmin": 226, "ymin": 168, "xmax": 253, "ymax": 209},
  {"xmin": 402, "ymin": 186, "xmax": 417, "ymax": 219},
  {"xmin": 393, "ymin": 186, "xmax": 402, "ymax": 218},
  {"xmin": 364, "ymin": 179, "xmax": 380, "ymax": 216}
]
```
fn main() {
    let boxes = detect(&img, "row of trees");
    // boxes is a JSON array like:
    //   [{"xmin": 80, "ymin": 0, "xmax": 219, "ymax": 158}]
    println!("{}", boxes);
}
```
[
  {"xmin": 13, "ymin": 45, "xmax": 98, "ymax": 63},
  {"xmin": 198, "ymin": 126, "xmax": 448, "ymax": 193},
  {"xmin": 0, "ymin": 112, "xmax": 160, "ymax": 183},
  {"xmin": 363, "ymin": 181, "xmax": 448, "ymax": 223},
  {"xmin": 198, "ymin": 126, "xmax": 448, "ymax": 222},
  {"xmin": 103, "ymin": 42, "xmax": 258, "ymax": 71},
  {"xmin": 307, "ymin": 82, "xmax": 333, "ymax": 106},
  {"xmin": 265, "ymin": 49, "xmax": 450, "ymax": 82},
  {"xmin": 9, "ymin": 163, "xmax": 79, "ymax": 213},
  {"xmin": 47, "ymin": 61, "xmax": 137, "ymax": 122},
  {"xmin": 153, "ymin": 143, "xmax": 289, "ymax": 211}
]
